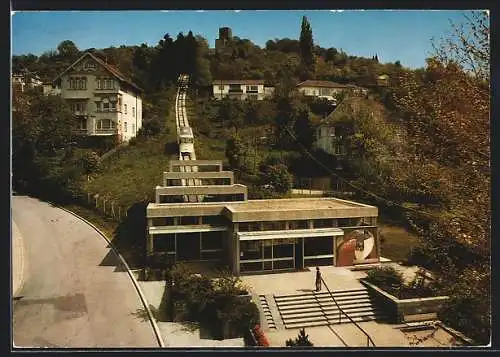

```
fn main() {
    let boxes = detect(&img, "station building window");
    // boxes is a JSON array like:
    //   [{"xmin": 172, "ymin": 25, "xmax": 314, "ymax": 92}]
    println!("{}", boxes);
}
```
[
  {"xmin": 151, "ymin": 217, "xmax": 175, "ymax": 226},
  {"xmin": 288, "ymin": 220, "xmax": 309, "ymax": 230},
  {"xmin": 314, "ymin": 219, "xmax": 335, "ymax": 228},
  {"xmin": 240, "ymin": 238, "xmax": 296, "ymax": 273},
  {"xmin": 201, "ymin": 231, "xmax": 223, "ymax": 250},
  {"xmin": 238, "ymin": 222, "xmax": 262, "ymax": 232},
  {"xmin": 178, "ymin": 216, "xmax": 199, "ymax": 225},
  {"xmin": 159, "ymin": 195, "xmax": 184, "ymax": 203},
  {"xmin": 240, "ymin": 240, "xmax": 262, "ymax": 260},
  {"xmin": 262, "ymin": 221, "xmax": 286, "ymax": 231},
  {"xmin": 202, "ymin": 216, "xmax": 228, "ymax": 225},
  {"xmin": 153, "ymin": 233, "xmax": 176, "ymax": 252},
  {"xmin": 304, "ymin": 236, "xmax": 333, "ymax": 256}
]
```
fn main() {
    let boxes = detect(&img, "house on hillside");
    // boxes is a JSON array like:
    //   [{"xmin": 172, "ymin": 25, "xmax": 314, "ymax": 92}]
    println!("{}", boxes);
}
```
[
  {"xmin": 42, "ymin": 82, "xmax": 61, "ymax": 96},
  {"xmin": 12, "ymin": 71, "xmax": 43, "ymax": 93},
  {"xmin": 52, "ymin": 52, "xmax": 143, "ymax": 143},
  {"xmin": 212, "ymin": 79, "xmax": 274, "ymax": 100},
  {"xmin": 376, "ymin": 74, "xmax": 390, "ymax": 87},
  {"xmin": 296, "ymin": 80, "xmax": 368, "ymax": 103},
  {"xmin": 314, "ymin": 122, "xmax": 346, "ymax": 158}
]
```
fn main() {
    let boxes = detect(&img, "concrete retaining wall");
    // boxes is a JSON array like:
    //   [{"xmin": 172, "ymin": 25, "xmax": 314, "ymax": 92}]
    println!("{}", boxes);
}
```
[{"xmin": 361, "ymin": 279, "xmax": 449, "ymax": 323}]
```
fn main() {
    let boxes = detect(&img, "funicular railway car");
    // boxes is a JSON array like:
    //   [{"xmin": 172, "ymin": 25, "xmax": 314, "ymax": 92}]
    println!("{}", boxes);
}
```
[{"xmin": 178, "ymin": 126, "xmax": 194, "ymax": 157}]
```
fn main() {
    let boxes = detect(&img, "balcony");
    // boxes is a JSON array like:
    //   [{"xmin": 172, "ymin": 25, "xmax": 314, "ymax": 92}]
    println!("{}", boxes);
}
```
[
  {"xmin": 74, "ymin": 128, "xmax": 88, "ymax": 135},
  {"xmin": 63, "ymin": 90, "xmax": 91, "ymax": 100},
  {"xmin": 73, "ymin": 111, "xmax": 89, "ymax": 117},
  {"xmin": 94, "ymin": 128, "xmax": 117, "ymax": 135}
]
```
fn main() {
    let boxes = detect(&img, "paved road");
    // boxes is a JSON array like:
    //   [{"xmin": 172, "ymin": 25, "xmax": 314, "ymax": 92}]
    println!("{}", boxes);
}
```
[{"xmin": 12, "ymin": 196, "xmax": 158, "ymax": 348}]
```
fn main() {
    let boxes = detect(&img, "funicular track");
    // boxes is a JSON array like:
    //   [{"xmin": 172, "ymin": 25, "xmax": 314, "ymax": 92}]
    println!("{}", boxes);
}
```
[{"xmin": 175, "ymin": 74, "xmax": 200, "ymax": 202}]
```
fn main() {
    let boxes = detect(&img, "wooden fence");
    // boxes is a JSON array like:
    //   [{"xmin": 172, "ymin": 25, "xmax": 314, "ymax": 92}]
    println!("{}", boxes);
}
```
[{"xmin": 84, "ymin": 192, "xmax": 129, "ymax": 222}]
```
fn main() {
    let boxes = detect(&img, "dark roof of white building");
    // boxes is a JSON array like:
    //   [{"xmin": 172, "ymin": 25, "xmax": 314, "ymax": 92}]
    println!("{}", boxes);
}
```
[{"xmin": 53, "ymin": 52, "xmax": 143, "ymax": 92}]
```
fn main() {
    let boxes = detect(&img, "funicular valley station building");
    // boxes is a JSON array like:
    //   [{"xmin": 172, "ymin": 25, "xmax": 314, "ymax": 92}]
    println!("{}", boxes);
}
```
[{"xmin": 146, "ymin": 160, "xmax": 380, "ymax": 275}]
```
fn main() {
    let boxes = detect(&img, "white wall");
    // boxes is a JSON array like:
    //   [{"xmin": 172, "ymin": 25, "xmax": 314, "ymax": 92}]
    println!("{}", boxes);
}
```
[
  {"xmin": 212, "ymin": 83, "xmax": 266, "ymax": 100},
  {"xmin": 298, "ymin": 86, "xmax": 345, "ymax": 97},
  {"xmin": 119, "ymin": 89, "xmax": 142, "ymax": 142},
  {"xmin": 314, "ymin": 125, "xmax": 336, "ymax": 155},
  {"xmin": 60, "ymin": 69, "xmax": 142, "ymax": 141}
]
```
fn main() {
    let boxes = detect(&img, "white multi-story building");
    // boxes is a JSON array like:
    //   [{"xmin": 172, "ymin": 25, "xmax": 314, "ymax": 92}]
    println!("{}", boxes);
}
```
[
  {"xmin": 53, "ymin": 52, "xmax": 143, "ymax": 142},
  {"xmin": 314, "ymin": 123, "xmax": 345, "ymax": 157},
  {"xmin": 296, "ymin": 80, "xmax": 367, "ymax": 103},
  {"xmin": 212, "ymin": 79, "xmax": 274, "ymax": 100}
]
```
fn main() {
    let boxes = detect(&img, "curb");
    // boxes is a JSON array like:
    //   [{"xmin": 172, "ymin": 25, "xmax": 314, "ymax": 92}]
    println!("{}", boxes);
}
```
[
  {"xmin": 58, "ymin": 206, "xmax": 165, "ymax": 348},
  {"xmin": 12, "ymin": 220, "xmax": 26, "ymax": 298}
]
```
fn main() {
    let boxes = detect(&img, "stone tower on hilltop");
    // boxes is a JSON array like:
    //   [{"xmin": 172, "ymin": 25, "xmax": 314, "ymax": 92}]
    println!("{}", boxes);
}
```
[{"xmin": 215, "ymin": 27, "xmax": 233, "ymax": 51}]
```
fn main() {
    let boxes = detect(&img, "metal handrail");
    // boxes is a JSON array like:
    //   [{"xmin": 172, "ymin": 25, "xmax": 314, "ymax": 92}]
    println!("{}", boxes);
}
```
[{"xmin": 320, "ymin": 276, "xmax": 376, "ymax": 347}]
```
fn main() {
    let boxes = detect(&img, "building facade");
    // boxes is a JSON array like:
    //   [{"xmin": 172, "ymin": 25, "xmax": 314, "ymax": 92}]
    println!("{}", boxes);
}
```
[
  {"xmin": 42, "ymin": 82, "xmax": 62, "ymax": 96},
  {"xmin": 296, "ymin": 80, "xmax": 368, "ymax": 102},
  {"xmin": 146, "ymin": 160, "xmax": 380, "ymax": 275},
  {"xmin": 314, "ymin": 123, "xmax": 346, "ymax": 157},
  {"xmin": 212, "ymin": 80, "xmax": 274, "ymax": 101},
  {"xmin": 12, "ymin": 71, "xmax": 43, "ymax": 93},
  {"xmin": 376, "ymin": 74, "xmax": 390, "ymax": 87},
  {"xmin": 53, "ymin": 52, "xmax": 143, "ymax": 142}
]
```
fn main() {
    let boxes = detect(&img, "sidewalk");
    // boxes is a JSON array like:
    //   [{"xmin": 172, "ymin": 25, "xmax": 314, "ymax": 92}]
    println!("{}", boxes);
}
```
[
  {"xmin": 241, "ymin": 266, "xmax": 368, "ymax": 296},
  {"xmin": 12, "ymin": 219, "xmax": 26, "ymax": 297}
]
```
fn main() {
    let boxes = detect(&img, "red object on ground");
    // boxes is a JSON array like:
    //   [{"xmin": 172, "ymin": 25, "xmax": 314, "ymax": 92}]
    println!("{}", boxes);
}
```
[{"xmin": 253, "ymin": 324, "xmax": 270, "ymax": 347}]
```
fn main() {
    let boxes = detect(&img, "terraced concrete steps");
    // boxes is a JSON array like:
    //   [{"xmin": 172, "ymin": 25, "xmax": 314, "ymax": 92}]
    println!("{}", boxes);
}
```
[
  {"xmin": 258, "ymin": 295, "xmax": 277, "ymax": 330},
  {"xmin": 274, "ymin": 287, "xmax": 387, "ymax": 330}
]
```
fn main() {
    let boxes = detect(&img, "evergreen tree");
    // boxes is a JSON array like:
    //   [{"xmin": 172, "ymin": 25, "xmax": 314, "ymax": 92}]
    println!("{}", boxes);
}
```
[
  {"xmin": 299, "ymin": 16, "xmax": 315, "ymax": 70},
  {"xmin": 286, "ymin": 328, "xmax": 314, "ymax": 347}
]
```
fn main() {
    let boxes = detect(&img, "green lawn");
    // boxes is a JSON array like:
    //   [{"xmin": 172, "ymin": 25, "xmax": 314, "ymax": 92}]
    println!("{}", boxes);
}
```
[
  {"xmin": 378, "ymin": 223, "xmax": 420, "ymax": 262},
  {"xmin": 83, "ymin": 110, "xmax": 178, "ymax": 209}
]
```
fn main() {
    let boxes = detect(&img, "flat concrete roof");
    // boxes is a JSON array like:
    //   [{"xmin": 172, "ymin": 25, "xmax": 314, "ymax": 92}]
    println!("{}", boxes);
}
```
[
  {"xmin": 225, "ymin": 198, "xmax": 370, "ymax": 212},
  {"xmin": 147, "ymin": 202, "xmax": 228, "ymax": 217},
  {"xmin": 147, "ymin": 197, "xmax": 378, "ymax": 222}
]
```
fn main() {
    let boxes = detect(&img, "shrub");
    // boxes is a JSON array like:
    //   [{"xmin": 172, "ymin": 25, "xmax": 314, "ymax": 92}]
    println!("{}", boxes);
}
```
[
  {"xmin": 128, "ymin": 137, "xmax": 138, "ymax": 146},
  {"xmin": 141, "ymin": 117, "xmax": 162, "ymax": 136},
  {"xmin": 286, "ymin": 328, "xmax": 314, "ymax": 347},
  {"xmin": 365, "ymin": 266, "xmax": 404, "ymax": 288},
  {"xmin": 165, "ymin": 263, "xmax": 259, "ymax": 339},
  {"xmin": 167, "ymin": 263, "xmax": 215, "ymax": 321},
  {"xmin": 78, "ymin": 150, "xmax": 101, "ymax": 174}
]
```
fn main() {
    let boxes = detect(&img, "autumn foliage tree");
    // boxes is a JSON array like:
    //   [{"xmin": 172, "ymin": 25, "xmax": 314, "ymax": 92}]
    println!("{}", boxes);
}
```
[{"xmin": 390, "ymin": 11, "xmax": 490, "ymax": 344}]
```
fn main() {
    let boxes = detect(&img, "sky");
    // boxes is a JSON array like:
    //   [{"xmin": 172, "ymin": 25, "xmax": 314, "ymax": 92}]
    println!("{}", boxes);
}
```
[{"xmin": 11, "ymin": 9, "xmax": 478, "ymax": 69}]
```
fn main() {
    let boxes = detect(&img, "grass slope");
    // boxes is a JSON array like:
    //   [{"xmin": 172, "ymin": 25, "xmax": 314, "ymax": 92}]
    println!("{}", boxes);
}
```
[{"xmin": 83, "ymin": 110, "xmax": 178, "ymax": 208}]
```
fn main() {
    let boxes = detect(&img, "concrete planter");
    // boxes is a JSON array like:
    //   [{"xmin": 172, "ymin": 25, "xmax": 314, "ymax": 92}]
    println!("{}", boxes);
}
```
[
  {"xmin": 237, "ymin": 292, "xmax": 252, "ymax": 303},
  {"xmin": 361, "ymin": 279, "xmax": 449, "ymax": 323}
]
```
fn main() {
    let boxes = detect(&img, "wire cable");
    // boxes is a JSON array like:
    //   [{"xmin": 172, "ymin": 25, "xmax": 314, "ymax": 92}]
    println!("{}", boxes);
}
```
[{"xmin": 283, "ymin": 125, "xmax": 466, "ymax": 221}]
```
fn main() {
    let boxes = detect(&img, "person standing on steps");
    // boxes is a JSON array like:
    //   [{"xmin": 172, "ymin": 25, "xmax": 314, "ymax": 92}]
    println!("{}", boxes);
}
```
[{"xmin": 315, "ymin": 267, "xmax": 322, "ymax": 292}]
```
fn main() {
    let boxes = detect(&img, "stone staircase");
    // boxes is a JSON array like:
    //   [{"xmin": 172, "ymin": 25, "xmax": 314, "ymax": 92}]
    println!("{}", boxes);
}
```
[
  {"xmin": 258, "ymin": 295, "xmax": 277, "ymax": 330},
  {"xmin": 274, "ymin": 287, "xmax": 387, "ymax": 330}
]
